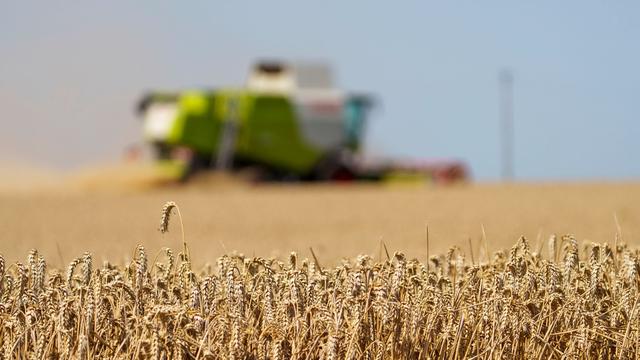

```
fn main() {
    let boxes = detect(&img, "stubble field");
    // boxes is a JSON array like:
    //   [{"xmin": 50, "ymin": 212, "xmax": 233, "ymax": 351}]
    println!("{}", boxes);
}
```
[{"xmin": 1, "ymin": 181, "xmax": 638, "ymax": 266}]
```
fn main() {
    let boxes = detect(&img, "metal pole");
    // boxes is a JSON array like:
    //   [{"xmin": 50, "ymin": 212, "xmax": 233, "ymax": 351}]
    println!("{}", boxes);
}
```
[{"xmin": 499, "ymin": 69, "xmax": 514, "ymax": 181}]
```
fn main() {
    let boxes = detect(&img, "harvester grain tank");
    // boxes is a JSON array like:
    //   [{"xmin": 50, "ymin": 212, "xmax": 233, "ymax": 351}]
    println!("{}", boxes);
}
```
[{"xmin": 137, "ymin": 61, "xmax": 468, "ymax": 183}]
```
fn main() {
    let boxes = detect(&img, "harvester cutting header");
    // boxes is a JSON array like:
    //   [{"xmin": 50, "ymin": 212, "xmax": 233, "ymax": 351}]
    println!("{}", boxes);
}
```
[{"xmin": 137, "ymin": 61, "xmax": 468, "ymax": 183}]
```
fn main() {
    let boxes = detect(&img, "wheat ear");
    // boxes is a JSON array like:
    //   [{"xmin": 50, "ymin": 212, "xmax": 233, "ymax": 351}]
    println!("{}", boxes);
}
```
[{"xmin": 159, "ymin": 201, "xmax": 188, "ymax": 261}]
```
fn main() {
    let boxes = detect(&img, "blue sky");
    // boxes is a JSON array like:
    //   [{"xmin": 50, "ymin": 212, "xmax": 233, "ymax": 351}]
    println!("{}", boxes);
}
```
[{"xmin": 1, "ymin": 2, "xmax": 639, "ymax": 180}]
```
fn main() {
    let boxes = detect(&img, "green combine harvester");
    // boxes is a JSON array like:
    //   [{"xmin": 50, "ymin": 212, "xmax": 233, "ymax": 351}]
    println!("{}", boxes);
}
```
[{"xmin": 137, "ymin": 61, "xmax": 468, "ymax": 183}]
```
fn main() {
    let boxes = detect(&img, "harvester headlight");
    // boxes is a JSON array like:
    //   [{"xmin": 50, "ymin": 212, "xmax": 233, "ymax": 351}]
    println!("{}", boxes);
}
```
[{"xmin": 143, "ymin": 103, "xmax": 177, "ymax": 141}]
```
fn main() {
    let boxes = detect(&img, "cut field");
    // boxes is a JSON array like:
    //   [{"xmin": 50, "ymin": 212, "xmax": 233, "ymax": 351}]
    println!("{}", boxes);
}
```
[{"xmin": 0, "ymin": 182, "xmax": 638, "ymax": 266}]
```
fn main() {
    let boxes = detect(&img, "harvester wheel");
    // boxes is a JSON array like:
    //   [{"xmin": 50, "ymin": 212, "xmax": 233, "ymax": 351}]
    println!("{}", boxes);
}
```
[{"xmin": 312, "ymin": 152, "xmax": 356, "ymax": 182}]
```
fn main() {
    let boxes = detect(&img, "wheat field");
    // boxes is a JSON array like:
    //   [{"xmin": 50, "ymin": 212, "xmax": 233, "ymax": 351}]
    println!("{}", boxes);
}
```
[
  {"xmin": 1, "ymin": 228, "xmax": 639, "ymax": 358},
  {"xmin": 1, "ymin": 182, "xmax": 640, "ymax": 358}
]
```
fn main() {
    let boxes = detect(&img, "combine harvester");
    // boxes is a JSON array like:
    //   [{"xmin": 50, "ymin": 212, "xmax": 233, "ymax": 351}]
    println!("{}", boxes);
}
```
[{"xmin": 137, "ymin": 61, "xmax": 468, "ymax": 183}]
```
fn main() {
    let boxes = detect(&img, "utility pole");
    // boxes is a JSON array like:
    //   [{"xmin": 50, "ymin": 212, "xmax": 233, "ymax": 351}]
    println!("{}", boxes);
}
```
[{"xmin": 499, "ymin": 69, "xmax": 514, "ymax": 181}]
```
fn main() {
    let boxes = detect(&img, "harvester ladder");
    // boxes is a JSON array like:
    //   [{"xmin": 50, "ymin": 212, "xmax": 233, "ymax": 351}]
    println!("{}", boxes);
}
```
[{"xmin": 215, "ymin": 97, "xmax": 239, "ymax": 170}]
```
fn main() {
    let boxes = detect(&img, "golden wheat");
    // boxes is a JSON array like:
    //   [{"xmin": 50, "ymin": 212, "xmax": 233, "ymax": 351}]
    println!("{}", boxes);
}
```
[{"xmin": 0, "ymin": 203, "xmax": 638, "ymax": 359}]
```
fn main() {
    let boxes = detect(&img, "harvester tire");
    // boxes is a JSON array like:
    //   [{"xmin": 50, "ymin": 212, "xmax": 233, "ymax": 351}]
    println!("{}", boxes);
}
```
[{"xmin": 312, "ymin": 152, "xmax": 356, "ymax": 182}]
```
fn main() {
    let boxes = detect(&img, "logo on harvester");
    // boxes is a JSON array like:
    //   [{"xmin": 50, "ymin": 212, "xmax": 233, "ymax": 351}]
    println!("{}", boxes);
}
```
[{"xmin": 308, "ymin": 100, "xmax": 342, "ymax": 115}]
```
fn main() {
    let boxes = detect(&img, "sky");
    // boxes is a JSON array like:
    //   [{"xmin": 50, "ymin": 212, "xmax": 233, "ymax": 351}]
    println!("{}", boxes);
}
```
[{"xmin": 1, "ymin": 1, "xmax": 639, "ymax": 181}]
